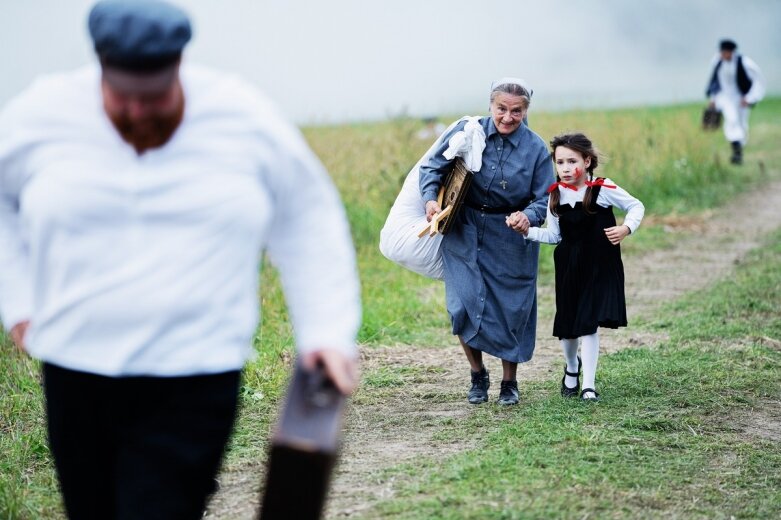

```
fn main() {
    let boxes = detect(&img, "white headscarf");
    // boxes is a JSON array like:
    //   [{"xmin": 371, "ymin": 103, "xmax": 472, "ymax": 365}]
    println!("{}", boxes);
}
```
[{"xmin": 490, "ymin": 77, "xmax": 533, "ymax": 98}]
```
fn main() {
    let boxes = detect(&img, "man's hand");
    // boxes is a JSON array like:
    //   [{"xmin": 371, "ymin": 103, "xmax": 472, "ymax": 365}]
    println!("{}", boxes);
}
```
[
  {"xmin": 301, "ymin": 349, "xmax": 359, "ymax": 396},
  {"xmin": 10, "ymin": 320, "xmax": 29, "ymax": 353},
  {"xmin": 605, "ymin": 225, "xmax": 631, "ymax": 245},
  {"xmin": 425, "ymin": 200, "xmax": 441, "ymax": 222}
]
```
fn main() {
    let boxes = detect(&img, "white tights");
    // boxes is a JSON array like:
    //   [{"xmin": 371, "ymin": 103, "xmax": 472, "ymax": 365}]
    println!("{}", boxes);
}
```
[{"xmin": 561, "ymin": 333, "xmax": 600, "ymax": 397}]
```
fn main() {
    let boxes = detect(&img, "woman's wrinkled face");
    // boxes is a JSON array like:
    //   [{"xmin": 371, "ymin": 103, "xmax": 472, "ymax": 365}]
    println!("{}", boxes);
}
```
[
  {"xmin": 490, "ymin": 93, "xmax": 527, "ymax": 135},
  {"xmin": 554, "ymin": 146, "xmax": 590, "ymax": 187}
]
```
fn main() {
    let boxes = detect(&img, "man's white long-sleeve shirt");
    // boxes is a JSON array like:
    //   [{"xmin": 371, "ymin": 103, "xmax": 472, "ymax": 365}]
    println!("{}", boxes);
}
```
[
  {"xmin": 526, "ymin": 180, "xmax": 645, "ymax": 244},
  {"xmin": 0, "ymin": 64, "xmax": 360, "ymax": 376},
  {"xmin": 708, "ymin": 53, "xmax": 766, "ymax": 106}
]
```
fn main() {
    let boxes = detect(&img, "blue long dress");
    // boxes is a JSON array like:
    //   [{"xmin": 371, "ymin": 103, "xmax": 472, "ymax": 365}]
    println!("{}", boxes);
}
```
[{"xmin": 419, "ymin": 117, "xmax": 554, "ymax": 363}]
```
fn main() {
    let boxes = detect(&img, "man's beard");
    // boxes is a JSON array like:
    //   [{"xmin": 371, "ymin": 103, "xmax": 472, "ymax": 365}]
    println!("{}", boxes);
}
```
[{"xmin": 108, "ymin": 100, "xmax": 185, "ymax": 154}]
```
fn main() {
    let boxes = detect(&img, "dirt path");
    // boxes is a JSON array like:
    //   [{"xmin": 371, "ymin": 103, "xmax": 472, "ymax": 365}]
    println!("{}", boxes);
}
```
[{"xmin": 206, "ymin": 176, "xmax": 781, "ymax": 519}]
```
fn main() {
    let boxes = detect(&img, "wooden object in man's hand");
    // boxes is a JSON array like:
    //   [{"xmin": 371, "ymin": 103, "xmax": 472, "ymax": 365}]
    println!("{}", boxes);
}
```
[{"xmin": 259, "ymin": 363, "xmax": 346, "ymax": 519}]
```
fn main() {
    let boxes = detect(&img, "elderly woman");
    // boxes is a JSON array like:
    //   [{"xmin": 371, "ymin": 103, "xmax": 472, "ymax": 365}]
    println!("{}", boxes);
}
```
[{"xmin": 420, "ymin": 78, "xmax": 554, "ymax": 405}]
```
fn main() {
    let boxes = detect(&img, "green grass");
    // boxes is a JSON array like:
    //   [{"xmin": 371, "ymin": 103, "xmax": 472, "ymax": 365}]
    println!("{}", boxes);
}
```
[
  {"xmin": 1, "ymin": 99, "xmax": 780, "ymax": 518},
  {"xmin": 364, "ymin": 229, "xmax": 781, "ymax": 519},
  {"xmin": 0, "ymin": 346, "xmax": 60, "ymax": 519}
]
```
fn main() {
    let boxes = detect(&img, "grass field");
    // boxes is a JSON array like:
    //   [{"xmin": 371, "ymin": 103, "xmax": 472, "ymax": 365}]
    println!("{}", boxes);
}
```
[
  {"xmin": 1, "ymin": 98, "xmax": 780, "ymax": 518},
  {"xmin": 368, "ymin": 228, "xmax": 781, "ymax": 519}
]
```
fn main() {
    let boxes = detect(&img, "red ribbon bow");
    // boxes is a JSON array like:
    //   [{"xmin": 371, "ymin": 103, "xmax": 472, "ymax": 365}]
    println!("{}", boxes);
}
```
[
  {"xmin": 547, "ymin": 181, "xmax": 578, "ymax": 193},
  {"xmin": 584, "ymin": 178, "xmax": 616, "ymax": 189}
]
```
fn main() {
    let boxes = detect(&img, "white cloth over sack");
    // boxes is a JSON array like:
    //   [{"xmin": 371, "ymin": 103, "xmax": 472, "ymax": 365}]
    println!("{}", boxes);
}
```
[{"xmin": 379, "ymin": 116, "xmax": 486, "ymax": 279}]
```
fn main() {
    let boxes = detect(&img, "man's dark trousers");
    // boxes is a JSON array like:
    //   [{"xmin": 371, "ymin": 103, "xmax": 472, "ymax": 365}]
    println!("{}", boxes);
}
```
[{"xmin": 43, "ymin": 363, "xmax": 241, "ymax": 520}]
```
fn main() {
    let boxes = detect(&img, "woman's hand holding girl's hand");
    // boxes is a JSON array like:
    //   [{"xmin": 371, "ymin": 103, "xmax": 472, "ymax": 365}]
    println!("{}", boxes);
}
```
[
  {"xmin": 425, "ymin": 201, "xmax": 442, "ymax": 222},
  {"xmin": 604, "ymin": 225, "xmax": 631, "ymax": 245},
  {"xmin": 505, "ymin": 211, "xmax": 530, "ymax": 235}
]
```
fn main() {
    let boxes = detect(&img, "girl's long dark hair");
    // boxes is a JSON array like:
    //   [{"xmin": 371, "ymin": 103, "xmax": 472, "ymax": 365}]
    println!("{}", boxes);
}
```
[{"xmin": 548, "ymin": 133, "xmax": 601, "ymax": 216}]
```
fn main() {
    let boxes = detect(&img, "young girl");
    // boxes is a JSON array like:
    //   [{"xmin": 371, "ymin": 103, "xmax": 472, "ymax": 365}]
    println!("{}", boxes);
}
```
[{"xmin": 506, "ymin": 133, "xmax": 644, "ymax": 401}]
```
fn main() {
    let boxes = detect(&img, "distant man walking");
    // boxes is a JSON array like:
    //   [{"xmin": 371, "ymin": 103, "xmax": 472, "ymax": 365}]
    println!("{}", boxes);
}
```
[
  {"xmin": 0, "ymin": 1, "xmax": 360, "ymax": 518},
  {"xmin": 705, "ymin": 39, "xmax": 766, "ymax": 165}
]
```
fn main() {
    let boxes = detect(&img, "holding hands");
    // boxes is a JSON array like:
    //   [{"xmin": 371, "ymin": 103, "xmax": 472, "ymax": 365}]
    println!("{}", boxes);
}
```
[{"xmin": 506, "ymin": 211, "xmax": 530, "ymax": 235}]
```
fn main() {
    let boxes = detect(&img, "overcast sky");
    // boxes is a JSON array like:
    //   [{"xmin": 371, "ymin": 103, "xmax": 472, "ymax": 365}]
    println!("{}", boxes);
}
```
[{"xmin": 2, "ymin": 0, "xmax": 779, "ymax": 124}]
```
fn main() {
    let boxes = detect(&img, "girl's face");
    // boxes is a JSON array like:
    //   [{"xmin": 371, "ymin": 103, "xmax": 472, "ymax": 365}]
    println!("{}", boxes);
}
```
[
  {"xmin": 490, "ymin": 93, "xmax": 527, "ymax": 135},
  {"xmin": 554, "ymin": 146, "xmax": 591, "ymax": 187}
]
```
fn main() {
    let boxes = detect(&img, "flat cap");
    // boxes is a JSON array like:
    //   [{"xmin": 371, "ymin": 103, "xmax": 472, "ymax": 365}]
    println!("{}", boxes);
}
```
[
  {"xmin": 88, "ymin": 0, "xmax": 192, "ymax": 71},
  {"xmin": 719, "ymin": 39, "xmax": 737, "ymax": 52}
]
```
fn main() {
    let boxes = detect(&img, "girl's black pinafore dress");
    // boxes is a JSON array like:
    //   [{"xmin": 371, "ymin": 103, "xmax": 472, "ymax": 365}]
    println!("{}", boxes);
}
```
[{"xmin": 552, "ymin": 183, "xmax": 627, "ymax": 339}]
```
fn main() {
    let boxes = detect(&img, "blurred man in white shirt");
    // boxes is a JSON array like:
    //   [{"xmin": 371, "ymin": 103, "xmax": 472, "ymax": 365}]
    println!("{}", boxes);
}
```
[
  {"xmin": 0, "ymin": 1, "xmax": 360, "ymax": 517},
  {"xmin": 705, "ymin": 39, "xmax": 766, "ymax": 165}
]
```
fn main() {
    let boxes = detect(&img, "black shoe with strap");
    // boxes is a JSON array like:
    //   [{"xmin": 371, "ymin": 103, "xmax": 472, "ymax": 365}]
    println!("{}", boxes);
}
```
[
  {"xmin": 561, "ymin": 356, "xmax": 581, "ymax": 398},
  {"xmin": 468, "ymin": 367, "xmax": 490, "ymax": 404},
  {"xmin": 580, "ymin": 388, "xmax": 600, "ymax": 401},
  {"xmin": 497, "ymin": 380, "xmax": 519, "ymax": 406}
]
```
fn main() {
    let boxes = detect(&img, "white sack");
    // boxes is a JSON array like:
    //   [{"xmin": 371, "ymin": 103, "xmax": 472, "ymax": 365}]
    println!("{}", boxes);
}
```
[{"xmin": 379, "ymin": 117, "xmax": 485, "ymax": 280}]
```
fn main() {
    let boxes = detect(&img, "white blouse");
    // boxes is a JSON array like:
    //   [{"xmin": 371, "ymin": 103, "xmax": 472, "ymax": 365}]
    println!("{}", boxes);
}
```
[{"xmin": 525, "ymin": 179, "xmax": 645, "ymax": 244}]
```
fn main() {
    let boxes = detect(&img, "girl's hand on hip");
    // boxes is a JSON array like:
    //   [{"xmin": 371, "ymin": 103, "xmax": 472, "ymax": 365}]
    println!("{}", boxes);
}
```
[{"xmin": 605, "ymin": 225, "xmax": 630, "ymax": 245}]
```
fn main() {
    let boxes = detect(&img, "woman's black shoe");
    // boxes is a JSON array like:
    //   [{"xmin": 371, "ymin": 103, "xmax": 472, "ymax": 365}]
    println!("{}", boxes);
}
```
[
  {"xmin": 560, "ymin": 356, "xmax": 581, "ymax": 398},
  {"xmin": 580, "ymin": 388, "xmax": 600, "ymax": 401},
  {"xmin": 497, "ymin": 380, "xmax": 519, "ymax": 406},
  {"xmin": 468, "ymin": 367, "xmax": 490, "ymax": 404}
]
